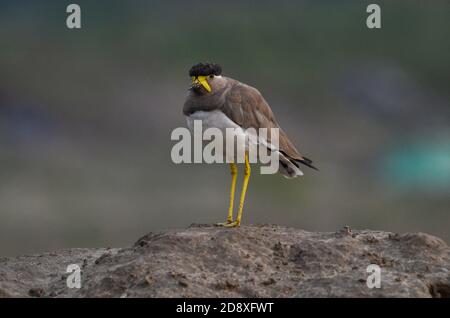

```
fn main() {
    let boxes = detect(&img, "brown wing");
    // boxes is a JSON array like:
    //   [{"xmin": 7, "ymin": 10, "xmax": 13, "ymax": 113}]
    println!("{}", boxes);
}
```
[{"xmin": 220, "ymin": 82, "xmax": 317, "ymax": 170}]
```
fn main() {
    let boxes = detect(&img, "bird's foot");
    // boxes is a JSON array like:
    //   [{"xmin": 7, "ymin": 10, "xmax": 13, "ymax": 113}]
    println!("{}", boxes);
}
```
[
  {"xmin": 215, "ymin": 220, "xmax": 240, "ymax": 228},
  {"xmin": 215, "ymin": 220, "xmax": 233, "ymax": 227}
]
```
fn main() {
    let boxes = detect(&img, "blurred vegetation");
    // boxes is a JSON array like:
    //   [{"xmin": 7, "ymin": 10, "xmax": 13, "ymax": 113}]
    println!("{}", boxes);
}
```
[{"xmin": 0, "ymin": 0, "xmax": 449, "ymax": 255}]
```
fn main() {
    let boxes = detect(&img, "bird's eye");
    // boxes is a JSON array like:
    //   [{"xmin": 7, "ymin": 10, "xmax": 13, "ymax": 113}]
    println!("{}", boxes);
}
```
[{"xmin": 209, "ymin": 75, "xmax": 214, "ymax": 79}]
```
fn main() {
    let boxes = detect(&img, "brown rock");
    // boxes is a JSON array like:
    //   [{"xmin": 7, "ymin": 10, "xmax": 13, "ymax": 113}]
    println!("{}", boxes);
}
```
[{"xmin": 0, "ymin": 225, "xmax": 449, "ymax": 298}]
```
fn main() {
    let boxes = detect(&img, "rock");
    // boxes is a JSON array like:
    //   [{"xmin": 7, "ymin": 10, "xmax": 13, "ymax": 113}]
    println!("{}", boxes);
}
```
[{"xmin": 0, "ymin": 225, "xmax": 449, "ymax": 298}]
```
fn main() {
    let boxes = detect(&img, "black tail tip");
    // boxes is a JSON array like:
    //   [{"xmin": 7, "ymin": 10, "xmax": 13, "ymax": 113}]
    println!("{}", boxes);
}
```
[{"xmin": 299, "ymin": 157, "xmax": 319, "ymax": 171}]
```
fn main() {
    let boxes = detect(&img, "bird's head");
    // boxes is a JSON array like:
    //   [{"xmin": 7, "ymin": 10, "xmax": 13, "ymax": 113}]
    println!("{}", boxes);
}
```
[{"xmin": 188, "ymin": 62, "xmax": 223, "ymax": 95}]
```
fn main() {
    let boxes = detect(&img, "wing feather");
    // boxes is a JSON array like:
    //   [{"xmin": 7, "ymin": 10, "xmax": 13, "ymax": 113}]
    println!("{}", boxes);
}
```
[{"xmin": 220, "ymin": 82, "xmax": 317, "ymax": 170}]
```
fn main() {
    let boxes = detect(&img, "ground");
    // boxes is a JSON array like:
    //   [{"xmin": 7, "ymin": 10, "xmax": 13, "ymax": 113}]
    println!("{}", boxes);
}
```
[{"xmin": 0, "ymin": 224, "xmax": 449, "ymax": 298}]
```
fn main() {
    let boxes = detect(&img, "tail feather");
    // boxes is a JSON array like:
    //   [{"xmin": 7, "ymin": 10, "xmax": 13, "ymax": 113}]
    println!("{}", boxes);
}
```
[
  {"xmin": 279, "ymin": 156, "xmax": 303, "ymax": 178},
  {"xmin": 294, "ymin": 156, "xmax": 319, "ymax": 171},
  {"xmin": 279, "ymin": 151, "xmax": 319, "ymax": 171}
]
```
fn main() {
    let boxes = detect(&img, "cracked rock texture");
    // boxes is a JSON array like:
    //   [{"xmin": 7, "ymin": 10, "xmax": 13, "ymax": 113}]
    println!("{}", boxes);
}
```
[{"xmin": 0, "ymin": 225, "xmax": 449, "ymax": 298}]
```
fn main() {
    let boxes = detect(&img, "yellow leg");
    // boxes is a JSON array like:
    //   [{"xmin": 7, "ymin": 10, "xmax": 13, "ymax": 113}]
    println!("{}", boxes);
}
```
[
  {"xmin": 235, "ymin": 154, "xmax": 251, "ymax": 226},
  {"xmin": 216, "ymin": 163, "xmax": 238, "ymax": 226},
  {"xmin": 227, "ymin": 163, "xmax": 238, "ymax": 222},
  {"xmin": 219, "ymin": 154, "xmax": 250, "ymax": 228}
]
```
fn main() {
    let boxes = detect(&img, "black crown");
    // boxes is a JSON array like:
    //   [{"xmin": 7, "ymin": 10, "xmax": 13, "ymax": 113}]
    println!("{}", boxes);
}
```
[{"xmin": 189, "ymin": 63, "xmax": 222, "ymax": 77}]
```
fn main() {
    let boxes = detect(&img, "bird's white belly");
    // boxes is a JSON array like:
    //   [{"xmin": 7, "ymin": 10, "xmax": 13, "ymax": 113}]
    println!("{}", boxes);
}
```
[
  {"xmin": 186, "ymin": 110, "xmax": 240, "ymax": 131},
  {"xmin": 186, "ymin": 110, "xmax": 248, "ymax": 162}
]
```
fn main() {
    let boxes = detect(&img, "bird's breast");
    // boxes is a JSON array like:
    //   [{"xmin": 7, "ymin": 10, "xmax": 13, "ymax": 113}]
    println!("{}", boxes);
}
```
[
  {"xmin": 186, "ymin": 110, "xmax": 250, "ymax": 162},
  {"xmin": 186, "ymin": 110, "xmax": 241, "ymax": 132}
]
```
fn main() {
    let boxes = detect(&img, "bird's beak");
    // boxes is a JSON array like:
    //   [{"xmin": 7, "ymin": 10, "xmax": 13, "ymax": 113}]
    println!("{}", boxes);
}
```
[{"xmin": 191, "ymin": 76, "xmax": 211, "ymax": 92}]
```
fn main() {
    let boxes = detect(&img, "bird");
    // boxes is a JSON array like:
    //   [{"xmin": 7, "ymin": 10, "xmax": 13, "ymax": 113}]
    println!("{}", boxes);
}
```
[{"xmin": 183, "ymin": 62, "xmax": 317, "ymax": 227}]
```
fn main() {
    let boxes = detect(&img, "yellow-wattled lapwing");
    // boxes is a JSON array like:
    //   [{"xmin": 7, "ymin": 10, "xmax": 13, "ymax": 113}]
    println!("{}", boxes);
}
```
[{"xmin": 183, "ymin": 63, "xmax": 317, "ymax": 227}]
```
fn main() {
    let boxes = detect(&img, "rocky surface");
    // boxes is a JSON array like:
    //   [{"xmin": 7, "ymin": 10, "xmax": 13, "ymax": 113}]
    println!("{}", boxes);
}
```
[{"xmin": 0, "ymin": 225, "xmax": 449, "ymax": 298}]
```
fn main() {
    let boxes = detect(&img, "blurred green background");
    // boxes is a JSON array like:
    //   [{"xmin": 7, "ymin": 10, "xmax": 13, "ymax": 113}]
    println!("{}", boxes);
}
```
[{"xmin": 1, "ymin": 0, "xmax": 449, "ymax": 256}]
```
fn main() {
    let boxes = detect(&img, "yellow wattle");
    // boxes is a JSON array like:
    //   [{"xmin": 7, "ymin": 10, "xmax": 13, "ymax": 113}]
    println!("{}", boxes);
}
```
[{"xmin": 194, "ymin": 76, "xmax": 212, "ymax": 92}]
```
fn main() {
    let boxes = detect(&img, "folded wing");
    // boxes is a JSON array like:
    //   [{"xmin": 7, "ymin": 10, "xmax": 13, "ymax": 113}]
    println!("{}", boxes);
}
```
[{"xmin": 220, "ymin": 82, "xmax": 317, "ymax": 177}]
